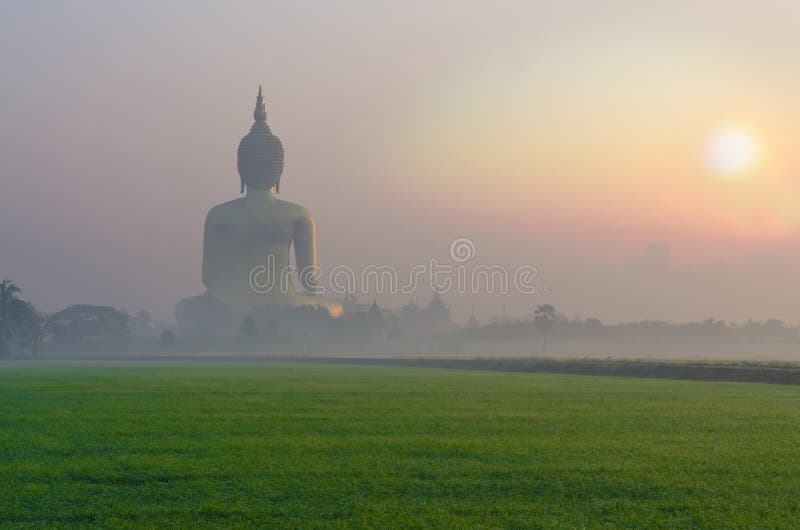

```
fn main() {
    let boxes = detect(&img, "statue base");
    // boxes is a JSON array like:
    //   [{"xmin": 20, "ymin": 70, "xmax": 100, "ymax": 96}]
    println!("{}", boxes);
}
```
[{"xmin": 175, "ymin": 292, "xmax": 336, "ymax": 341}]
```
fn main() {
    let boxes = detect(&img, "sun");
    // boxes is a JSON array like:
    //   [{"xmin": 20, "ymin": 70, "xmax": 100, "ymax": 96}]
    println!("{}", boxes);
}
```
[{"xmin": 706, "ymin": 127, "xmax": 758, "ymax": 177}]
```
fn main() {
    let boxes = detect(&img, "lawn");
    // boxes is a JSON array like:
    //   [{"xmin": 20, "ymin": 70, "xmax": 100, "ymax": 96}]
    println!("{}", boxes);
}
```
[{"xmin": 1, "ymin": 362, "xmax": 799, "ymax": 528}]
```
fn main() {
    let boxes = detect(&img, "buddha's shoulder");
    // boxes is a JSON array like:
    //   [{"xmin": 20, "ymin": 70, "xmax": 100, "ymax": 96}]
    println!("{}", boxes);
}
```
[
  {"xmin": 205, "ymin": 198, "xmax": 245, "ymax": 222},
  {"xmin": 205, "ymin": 198, "xmax": 313, "ymax": 222},
  {"xmin": 273, "ymin": 198, "xmax": 313, "ymax": 220}
]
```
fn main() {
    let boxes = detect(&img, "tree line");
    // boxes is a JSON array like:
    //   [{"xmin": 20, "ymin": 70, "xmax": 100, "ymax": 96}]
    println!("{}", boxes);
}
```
[
  {"xmin": 0, "ymin": 279, "xmax": 175, "ymax": 357},
  {"xmin": 5, "ymin": 274, "xmax": 799, "ymax": 358}
]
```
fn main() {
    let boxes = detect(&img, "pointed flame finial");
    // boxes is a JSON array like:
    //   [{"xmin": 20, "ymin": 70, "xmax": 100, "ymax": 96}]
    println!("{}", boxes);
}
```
[{"xmin": 253, "ymin": 85, "xmax": 266, "ymax": 122}]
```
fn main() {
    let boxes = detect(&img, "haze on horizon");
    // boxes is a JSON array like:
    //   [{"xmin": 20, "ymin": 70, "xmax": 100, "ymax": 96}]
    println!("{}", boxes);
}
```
[{"xmin": 2, "ymin": 1, "xmax": 800, "ymax": 325}]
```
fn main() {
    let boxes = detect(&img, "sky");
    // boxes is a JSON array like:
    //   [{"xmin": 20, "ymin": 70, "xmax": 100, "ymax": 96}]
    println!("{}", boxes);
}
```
[{"xmin": 2, "ymin": 0, "xmax": 800, "ymax": 324}]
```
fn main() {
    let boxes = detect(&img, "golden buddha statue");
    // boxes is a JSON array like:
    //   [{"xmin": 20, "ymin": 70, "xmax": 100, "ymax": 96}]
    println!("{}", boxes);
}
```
[{"xmin": 176, "ymin": 87, "xmax": 342, "ymax": 335}]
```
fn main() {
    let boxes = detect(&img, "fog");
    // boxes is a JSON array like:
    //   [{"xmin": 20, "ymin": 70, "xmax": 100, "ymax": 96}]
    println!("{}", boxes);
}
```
[{"xmin": 2, "ymin": 1, "xmax": 800, "ymax": 328}]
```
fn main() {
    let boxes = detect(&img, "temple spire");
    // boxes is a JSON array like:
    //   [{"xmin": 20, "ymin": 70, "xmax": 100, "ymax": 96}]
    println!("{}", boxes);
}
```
[{"xmin": 253, "ymin": 85, "xmax": 266, "ymax": 122}]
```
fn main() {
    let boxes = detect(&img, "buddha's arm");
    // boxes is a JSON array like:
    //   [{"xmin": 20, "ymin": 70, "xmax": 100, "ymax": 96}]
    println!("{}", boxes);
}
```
[
  {"xmin": 292, "ymin": 213, "xmax": 318, "ymax": 294},
  {"xmin": 202, "ymin": 211, "xmax": 225, "ymax": 287}
]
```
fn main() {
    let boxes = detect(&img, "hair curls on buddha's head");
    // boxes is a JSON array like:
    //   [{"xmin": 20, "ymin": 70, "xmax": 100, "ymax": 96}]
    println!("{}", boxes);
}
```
[{"xmin": 237, "ymin": 86, "xmax": 285, "ymax": 193}]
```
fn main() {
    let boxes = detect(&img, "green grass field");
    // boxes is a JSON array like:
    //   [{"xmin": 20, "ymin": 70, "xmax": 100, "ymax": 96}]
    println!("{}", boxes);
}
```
[{"xmin": 1, "ymin": 362, "xmax": 799, "ymax": 528}]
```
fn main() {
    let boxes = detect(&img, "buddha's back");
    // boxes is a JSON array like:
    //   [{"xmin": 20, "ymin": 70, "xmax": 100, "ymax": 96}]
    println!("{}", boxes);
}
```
[{"xmin": 203, "ymin": 194, "xmax": 312, "ymax": 308}]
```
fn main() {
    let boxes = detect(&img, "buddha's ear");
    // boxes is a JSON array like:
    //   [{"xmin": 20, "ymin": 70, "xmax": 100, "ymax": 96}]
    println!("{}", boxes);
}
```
[
  {"xmin": 240, "ymin": 176, "xmax": 245, "ymax": 194},
  {"xmin": 276, "ymin": 176, "xmax": 281, "ymax": 194}
]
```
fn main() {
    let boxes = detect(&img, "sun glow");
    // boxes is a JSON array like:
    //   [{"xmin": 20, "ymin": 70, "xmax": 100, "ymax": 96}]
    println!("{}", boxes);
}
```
[{"xmin": 706, "ymin": 127, "xmax": 759, "ymax": 177}]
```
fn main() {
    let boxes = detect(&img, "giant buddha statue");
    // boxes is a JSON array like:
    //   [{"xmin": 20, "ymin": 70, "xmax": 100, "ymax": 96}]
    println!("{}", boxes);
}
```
[{"xmin": 176, "ymin": 87, "xmax": 342, "ymax": 336}]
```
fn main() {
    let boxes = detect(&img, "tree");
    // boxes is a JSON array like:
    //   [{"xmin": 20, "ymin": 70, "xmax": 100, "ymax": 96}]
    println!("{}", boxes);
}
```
[
  {"xmin": 131, "ymin": 310, "xmax": 152, "ymax": 337},
  {"xmin": 0, "ymin": 280, "xmax": 39, "ymax": 356},
  {"xmin": 263, "ymin": 321, "xmax": 278, "ymax": 341},
  {"xmin": 239, "ymin": 315, "xmax": 257, "ymax": 342},
  {"xmin": 50, "ymin": 305, "xmax": 130, "ymax": 349},
  {"xmin": 26, "ymin": 312, "xmax": 56, "ymax": 357},
  {"xmin": 159, "ymin": 329, "xmax": 176, "ymax": 347},
  {"xmin": 425, "ymin": 292, "xmax": 450, "ymax": 323},
  {"xmin": 534, "ymin": 304, "xmax": 557, "ymax": 354},
  {"xmin": 341, "ymin": 293, "xmax": 361, "ymax": 318},
  {"xmin": 400, "ymin": 298, "xmax": 420, "ymax": 324},
  {"xmin": 367, "ymin": 299, "xmax": 384, "ymax": 321},
  {"xmin": 367, "ymin": 299, "xmax": 386, "ymax": 341}
]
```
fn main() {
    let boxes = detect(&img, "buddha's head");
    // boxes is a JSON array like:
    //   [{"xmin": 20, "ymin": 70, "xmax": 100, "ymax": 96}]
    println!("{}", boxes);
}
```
[{"xmin": 237, "ymin": 86, "xmax": 284, "ymax": 193}]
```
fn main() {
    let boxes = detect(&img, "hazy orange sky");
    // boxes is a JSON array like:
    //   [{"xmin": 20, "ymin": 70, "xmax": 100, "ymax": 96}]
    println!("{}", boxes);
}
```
[{"xmin": 2, "ymin": 1, "xmax": 800, "ymax": 323}]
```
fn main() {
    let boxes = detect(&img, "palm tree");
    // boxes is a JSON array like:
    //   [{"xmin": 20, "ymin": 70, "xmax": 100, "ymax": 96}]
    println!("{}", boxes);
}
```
[
  {"xmin": 0, "ymin": 280, "xmax": 37, "ymax": 356},
  {"xmin": 533, "ymin": 304, "xmax": 557, "ymax": 354}
]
